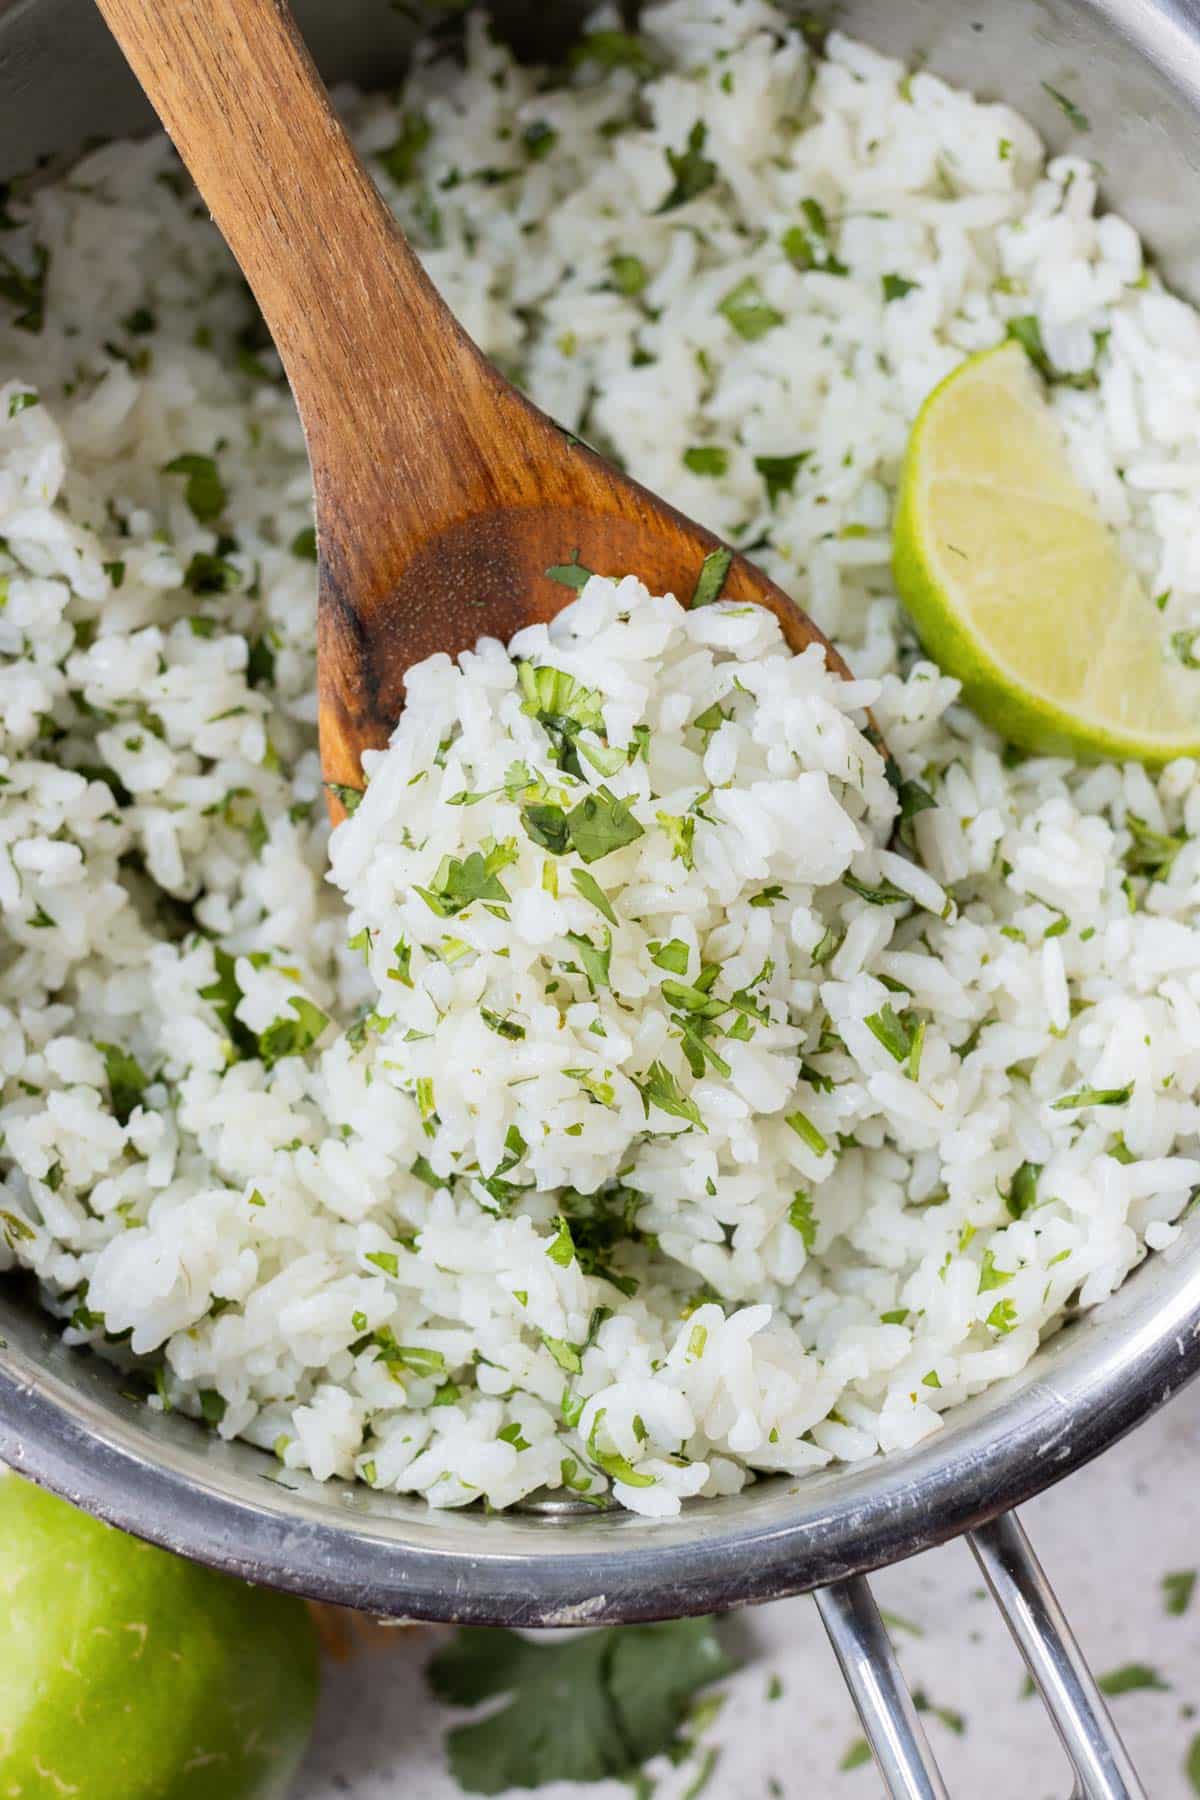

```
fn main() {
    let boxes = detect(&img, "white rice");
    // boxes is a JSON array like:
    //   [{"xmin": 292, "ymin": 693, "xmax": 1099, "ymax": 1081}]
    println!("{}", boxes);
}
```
[{"xmin": 3, "ymin": 1, "xmax": 1200, "ymax": 1514}]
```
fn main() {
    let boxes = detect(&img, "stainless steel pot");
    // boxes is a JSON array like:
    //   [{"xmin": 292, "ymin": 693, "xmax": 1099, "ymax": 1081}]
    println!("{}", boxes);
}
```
[{"xmin": 3, "ymin": 3, "xmax": 1199, "ymax": 1794}]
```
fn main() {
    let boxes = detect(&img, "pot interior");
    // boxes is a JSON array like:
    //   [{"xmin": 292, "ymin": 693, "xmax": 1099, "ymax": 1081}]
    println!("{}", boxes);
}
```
[{"xmin": 2, "ymin": 0, "xmax": 1200, "ymax": 1620}]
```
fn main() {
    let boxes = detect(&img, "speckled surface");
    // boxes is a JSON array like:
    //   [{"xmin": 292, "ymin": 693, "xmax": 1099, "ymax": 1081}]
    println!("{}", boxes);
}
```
[{"xmin": 294, "ymin": 1380, "xmax": 1200, "ymax": 1800}]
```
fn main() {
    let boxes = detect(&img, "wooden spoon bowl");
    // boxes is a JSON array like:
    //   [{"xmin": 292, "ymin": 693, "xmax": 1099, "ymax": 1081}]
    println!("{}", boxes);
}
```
[{"xmin": 93, "ymin": 0, "xmax": 849, "ymax": 812}]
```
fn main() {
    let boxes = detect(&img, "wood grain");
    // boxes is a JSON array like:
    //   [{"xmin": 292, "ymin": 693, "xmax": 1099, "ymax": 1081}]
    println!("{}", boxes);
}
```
[{"xmin": 91, "ymin": 0, "xmax": 849, "ymax": 808}]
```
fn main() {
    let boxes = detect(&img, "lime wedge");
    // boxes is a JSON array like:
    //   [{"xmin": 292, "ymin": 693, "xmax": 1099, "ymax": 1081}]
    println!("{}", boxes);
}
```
[{"xmin": 892, "ymin": 341, "xmax": 1200, "ymax": 764}]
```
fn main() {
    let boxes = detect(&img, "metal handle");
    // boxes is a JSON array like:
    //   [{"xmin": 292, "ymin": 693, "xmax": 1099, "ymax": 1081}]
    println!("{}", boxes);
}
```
[{"xmin": 815, "ymin": 1509, "xmax": 1145, "ymax": 1800}]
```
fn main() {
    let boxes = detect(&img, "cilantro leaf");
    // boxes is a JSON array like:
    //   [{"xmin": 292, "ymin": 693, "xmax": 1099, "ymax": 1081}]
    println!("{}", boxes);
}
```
[
  {"xmin": 545, "ymin": 553, "xmax": 593, "ymax": 590},
  {"xmin": 517, "ymin": 661, "xmax": 606, "ymax": 776},
  {"xmin": 1051, "ymin": 1084, "xmax": 1133, "ymax": 1111},
  {"xmin": 610, "ymin": 253, "xmax": 648, "ymax": 295},
  {"xmin": 566, "ymin": 787, "xmax": 645, "ymax": 864},
  {"xmin": 377, "ymin": 111, "xmax": 431, "ymax": 184},
  {"xmin": 1164, "ymin": 1570, "xmax": 1196, "ymax": 1617},
  {"xmin": 754, "ymin": 452, "xmax": 809, "ymax": 505},
  {"xmin": 882, "ymin": 273, "xmax": 919, "ymax": 302},
  {"xmin": 1007, "ymin": 1160, "xmax": 1042, "ymax": 1220},
  {"xmin": 257, "ymin": 996, "xmax": 330, "ymax": 1067},
  {"xmin": 1041, "ymin": 82, "xmax": 1089, "ymax": 131},
  {"xmin": 658, "ymin": 122, "xmax": 717, "ymax": 213},
  {"xmin": 571, "ymin": 867, "xmax": 618, "ymax": 924},
  {"xmin": 96, "ymin": 1042, "xmax": 148, "ymax": 1125},
  {"xmin": 634, "ymin": 1060, "xmax": 702, "ymax": 1129},
  {"xmin": 718, "ymin": 275, "xmax": 783, "ymax": 341},
  {"xmin": 566, "ymin": 927, "xmax": 612, "ymax": 991},
  {"xmin": 416, "ymin": 842, "xmax": 518, "ymax": 916},
  {"xmin": 691, "ymin": 547, "xmax": 733, "ymax": 608},
  {"xmin": 521, "ymin": 801, "xmax": 571, "ymax": 854},
  {"xmin": 429, "ymin": 1619, "xmax": 732, "ymax": 1794},
  {"xmin": 781, "ymin": 199, "xmax": 848, "ymax": 275},
  {"xmin": 570, "ymin": 29, "xmax": 661, "ymax": 78},
  {"xmin": 683, "ymin": 446, "xmax": 728, "ymax": 477},
  {"xmin": 788, "ymin": 1191, "xmax": 816, "ymax": 1248},
  {"xmin": 198, "ymin": 947, "xmax": 258, "ymax": 1059},
  {"xmin": 1005, "ymin": 314, "xmax": 1101, "ymax": 389},
  {"xmin": 1097, "ymin": 1663, "xmax": 1168, "ymax": 1696},
  {"xmin": 162, "ymin": 452, "xmax": 227, "ymax": 522}
]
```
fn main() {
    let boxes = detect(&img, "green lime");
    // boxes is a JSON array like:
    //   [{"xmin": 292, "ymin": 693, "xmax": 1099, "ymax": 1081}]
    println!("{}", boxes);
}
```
[
  {"xmin": 0, "ymin": 1474, "xmax": 319, "ymax": 1799},
  {"xmin": 892, "ymin": 340, "xmax": 1200, "ymax": 764}
]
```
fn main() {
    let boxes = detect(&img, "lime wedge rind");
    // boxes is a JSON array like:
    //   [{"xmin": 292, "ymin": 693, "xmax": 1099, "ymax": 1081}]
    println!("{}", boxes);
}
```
[{"xmin": 892, "ymin": 342, "xmax": 1200, "ymax": 766}]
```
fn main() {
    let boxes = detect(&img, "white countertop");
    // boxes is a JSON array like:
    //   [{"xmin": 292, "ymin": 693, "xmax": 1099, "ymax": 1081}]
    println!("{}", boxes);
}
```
[{"xmin": 295, "ymin": 1380, "xmax": 1200, "ymax": 1800}]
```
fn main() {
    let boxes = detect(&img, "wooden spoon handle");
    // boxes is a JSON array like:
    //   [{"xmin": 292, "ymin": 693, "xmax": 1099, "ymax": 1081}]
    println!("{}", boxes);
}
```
[{"xmin": 91, "ymin": 0, "xmax": 486, "ymax": 503}]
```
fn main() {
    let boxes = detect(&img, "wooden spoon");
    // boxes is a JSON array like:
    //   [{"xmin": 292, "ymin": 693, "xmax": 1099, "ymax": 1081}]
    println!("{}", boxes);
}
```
[{"xmin": 93, "ymin": 0, "xmax": 850, "ymax": 809}]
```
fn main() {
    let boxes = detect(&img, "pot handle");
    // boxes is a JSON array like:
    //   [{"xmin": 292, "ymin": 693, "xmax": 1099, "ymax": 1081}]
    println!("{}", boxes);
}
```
[{"xmin": 814, "ymin": 1508, "xmax": 1145, "ymax": 1799}]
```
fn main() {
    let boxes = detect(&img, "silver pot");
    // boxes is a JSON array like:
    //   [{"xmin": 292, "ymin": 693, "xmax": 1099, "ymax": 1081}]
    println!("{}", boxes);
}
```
[{"xmin": 2, "ymin": 4, "xmax": 1197, "ymax": 1794}]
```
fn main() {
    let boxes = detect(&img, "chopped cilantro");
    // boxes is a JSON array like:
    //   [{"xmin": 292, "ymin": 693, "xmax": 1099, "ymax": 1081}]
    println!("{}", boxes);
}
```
[
  {"xmin": 754, "ymin": 452, "xmax": 809, "ymax": 505},
  {"xmin": 566, "ymin": 926, "xmax": 612, "ymax": 991},
  {"xmin": 184, "ymin": 550, "xmax": 239, "ymax": 594},
  {"xmin": 570, "ymin": 29, "xmax": 660, "ymax": 77},
  {"xmin": 1051, "ymin": 1084, "xmax": 1133, "ymax": 1111},
  {"xmin": 781, "ymin": 199, "xmax": 848, "ymax": 275},
  {"xmin": 717, "ymin": 276, "xmax": 783, "ymax": 341},
  {"xmin": 542, "ymin": 1333, "xmax": 583, "ymax": 1375},
  {"xmin": 365, "ymin": 1250, "xmax": 400, "ymax": 1277},
  {"xmin": 257, "ymin": 996, "xmax": 330, "ymax": 1068},
  {"xmin": 785, "ymin": 1110, "xmax": 829, "ymax": 1156},
  {"xmin": 162, "ymin": 452, "xmax": 227, "ymax": 522},
  {"xmin": 882, "ymin": 273, "xmax": 919, "ymax": 302},
  {"xmin": 978, "ymin": 1249, "xmax": 1014, "ymax": 1292},
  {"xmin": 691, "ymin": 546, "xmax": 733, "ymax": 608},
  {"xmin": 1125, "ymin": 815, "xmax": 1186, "ymax": 883},
  {"xmin": 1042, "ymin": 82, "xmax": 1089, "ymax": 130},
  {"xmin": 844, "ymin": 872, "xmax": 910, "ymax": 906},
  {"xmin": 1007, "ymin": 1160, "xmax": 1042, "ymax": 1219},
  {"xmin": 521, "ymin": 120, "xmax": 557, "ymax": 160},
  {"xmin": 658, "ymin": 122, "xmax": 717, "ymax": 213},
  {"xmin": 1097, "ymin": 1663, "xmax": 1168, "ymax": 1696},
  {"xmin": 7, "ymin": 389, "xmax": 37, "ymax": 416},
  {"xmin": 1171, "ymin": 631, "xmax": 1200, "ymax": 671},
  {"xmin": 657, "ymin": 810, "xmax": 696, "ymax": 869},
  {"xmin": 199, "ymin": 1388, "xmax": 226, "ymax": 1425},
  {"xmin": 863, "ymin": 1003, "xmax": 922, "ymax": 1076},
  {"xmin": 428, "ymin": 1616, "xmax": 732, "ymax": 1793},
  {"xmin": 683, "ymin": 446, "xmax": 729, "ymax": 477},
  {"xmin": 986, "ymin": 1299, "xmax": 1017, "ymax": 1334},
  {"xmin": 96, "ymin": 1042, "xmax": 148, "ymax": 1125},
  {"xmin": 570, "ymin": 867, "xmax": 618, "ymax": 924},
  {"xmin": 650, "ymin": 939, "xmax": 690, "ymax": 975},
  {"xmin": 610, "ymin": 253, "xmax": 648, "ymax": 295},
  {"xmin": 567, "ymin": 787, "xmax": 644, "ymax": 864},
  {"xmin": 840, "ymin": 1738, "xmax": 872, "ymax": 1771},
  {"xmin": 378, "ymin": 111, "xmax": 431, "ymax": 184},
  {"xmin": 416, "ymin": 841, "xmax": 518, "ymax": 916},
  {"xmin": 480, "ymin": 1008, "xmax": 525, "ymax": 1040},
  {"xmin": 635, "ymin": 1060, "xmax": 702, "ymax": 1129},
  {"xmin": 1006, "ymin": 313, "xmax": 1101, "ymax": 388},
  {"xmin": 545, "ymin": 549, "xmax": 595, "ymax": 592},
  {"xmin": 897, "ymin": 781, "xmax": 937, "ymax": 845},
  {"xmin": 546, "ymin": 1215, "xmax": 576, "ymax": 1268},
  {"xmin": 0, "ymin": 241, "xmax": 48, "ymax": 332},
  {"xmin": 290, "ymin": 525, "xmax": 317, "ymax": 560},
  {"xmin": 517, "ymin": 660, "xmax": 606, "ymax": 777},
  {"xmin": 788, "ymin": 1191, "xmax": 816, "ymax": 1248},
  {"xmin": 1164, "ymin": 1570, "xmax": 1196, "ymax": 1617}
]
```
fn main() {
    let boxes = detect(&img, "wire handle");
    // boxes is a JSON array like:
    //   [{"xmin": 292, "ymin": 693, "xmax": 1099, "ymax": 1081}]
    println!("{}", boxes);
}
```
[{"xmin": 815, "ymin": 1509, "xmax": 1145, "ymax": 1799}]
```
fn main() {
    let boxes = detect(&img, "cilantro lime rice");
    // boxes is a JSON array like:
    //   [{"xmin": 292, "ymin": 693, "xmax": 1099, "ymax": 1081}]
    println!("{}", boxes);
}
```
[{"xmin": 4, "ymin": 3, "xmax": 1200, "ymax": 1515}]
